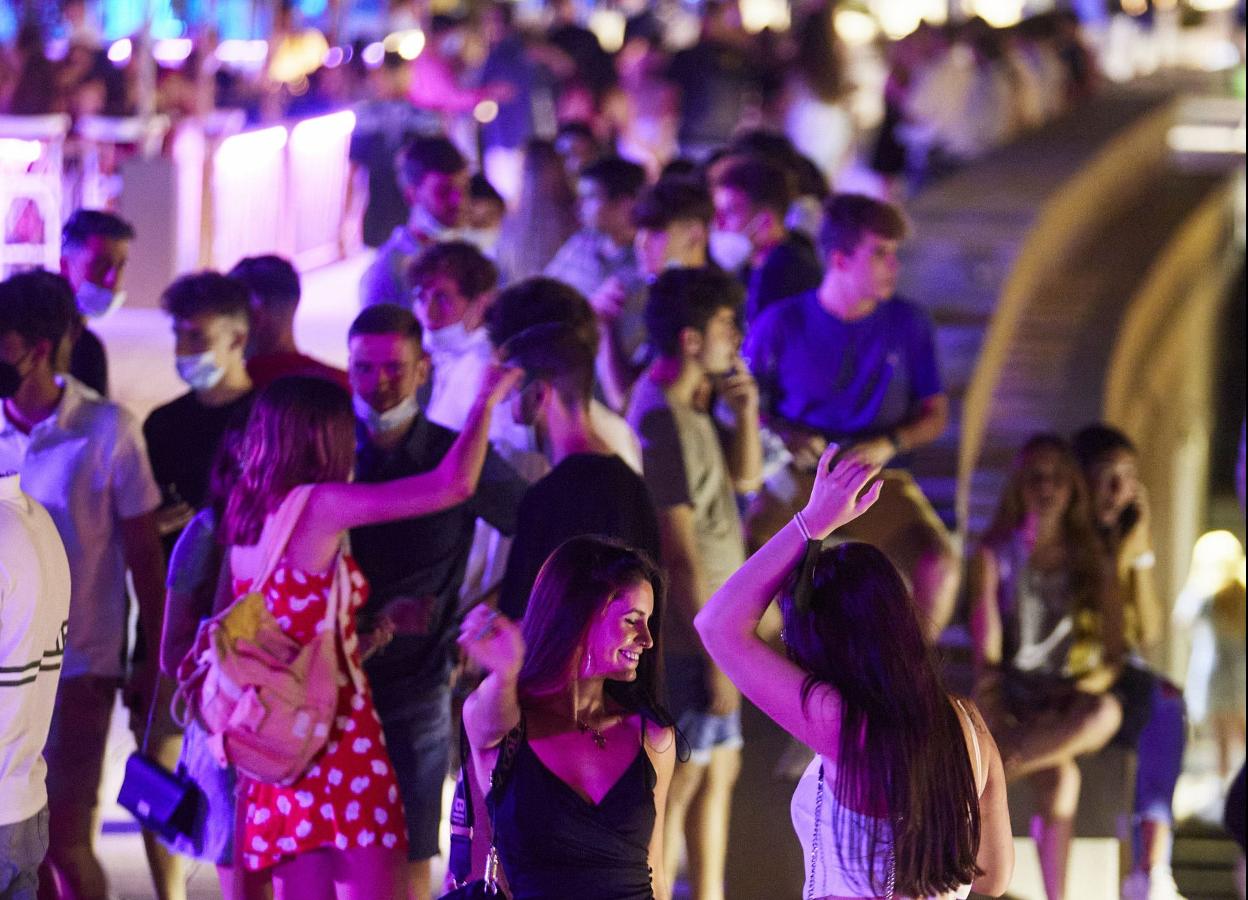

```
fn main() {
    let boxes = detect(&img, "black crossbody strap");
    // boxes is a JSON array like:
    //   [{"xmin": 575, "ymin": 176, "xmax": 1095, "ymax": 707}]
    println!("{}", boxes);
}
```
[{"xmin": 447, "ymin": 716, "xmax": 525, "ymax": 886}]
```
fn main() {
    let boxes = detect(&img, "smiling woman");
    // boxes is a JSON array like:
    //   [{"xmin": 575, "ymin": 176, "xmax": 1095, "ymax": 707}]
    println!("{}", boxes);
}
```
[{"xmin": 459, "ymin": 537, "xmax": 678, "ymax": 900}]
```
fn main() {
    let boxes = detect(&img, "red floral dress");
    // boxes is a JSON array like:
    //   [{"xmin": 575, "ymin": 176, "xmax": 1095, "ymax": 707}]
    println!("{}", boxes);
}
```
[{"xmin": 234, "ymin": 557, "xmax": 408, "ymax": 870}]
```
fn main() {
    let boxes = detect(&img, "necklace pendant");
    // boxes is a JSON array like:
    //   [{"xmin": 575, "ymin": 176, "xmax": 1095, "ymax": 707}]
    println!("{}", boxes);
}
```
[{"xmin": 577, "ymin": 718, "xmax": 607, "ymax": 749}]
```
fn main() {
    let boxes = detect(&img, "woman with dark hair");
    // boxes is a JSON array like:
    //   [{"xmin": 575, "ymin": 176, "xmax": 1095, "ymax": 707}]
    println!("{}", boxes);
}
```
[
  {"xmin": 1071, "ymin": 424, "xmax": 1187, "ymax": 899},
  {"xmin": 220, "ymin": 369, "xmax": 518, "ymax": 898},
  {"xmin": 696, "ymin": 447, "xmax": 1013, "ymax": 898},
  {"xmin": 161, "ymin": 422, "xmax": 271, "ymax": 900},
  {"xmin": 459, "ymin": 536, "xmax": 677, "ymax": 899},
  {"xmin": 781, "ymin": 2, "xmax": 854, "ymax": 186},
  {"xmin": 970, "ymin": 434, "xmax": 1124, "ymax": 900},
  {"xmin": 494, "ymin": 139, "xmax": 579, "ymax": 283}
]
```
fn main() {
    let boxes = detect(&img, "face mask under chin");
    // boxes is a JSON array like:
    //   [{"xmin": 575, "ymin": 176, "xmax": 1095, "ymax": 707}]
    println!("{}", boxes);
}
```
[
  {"xmin": 353, "ymin": 392, "xmax": 419, "ymax": 436},
  {"xmin": 708, "ymin": 229, "xmax": 753, "ymax": 272}
]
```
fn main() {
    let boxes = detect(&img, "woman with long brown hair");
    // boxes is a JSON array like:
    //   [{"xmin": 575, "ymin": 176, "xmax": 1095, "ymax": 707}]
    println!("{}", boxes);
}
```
[
  {"xmin": 494, "ymin": 139, "xmax": 579, "ymax": 283},
  {"xmin": 696, "ymin": 447, "xmax": 1013, "ymax": 898},
  {"xmin": 458, "ymin": 536, "xmax": 677, "ymax": 899},
  {"xmin": 969, "ymin": 434, "xmax": 1124, "ymax": 900},
  {"xmin": 219, "ymin": 367, "xmax": 519, "ymax": 899}
]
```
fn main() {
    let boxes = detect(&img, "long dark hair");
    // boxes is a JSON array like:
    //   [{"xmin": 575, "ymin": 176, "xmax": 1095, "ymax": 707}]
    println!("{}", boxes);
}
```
[
  {"xmin": 517, "ymin": 536, "xmax": 673, "ymax": 732},
  {"xmin": 984, "ymin": 434, "xmax": 1107, "ymax": 627},
  {"xmin": 779, "ymin": 542, "xmax": 981, "ymax": 897},
  {"xmin": 793, "ymin": 3, "xmax": 847, "ymax": 103},
  {"xmin": 1071, "ymin": 423, "xmax": 1138, "ymax": 545},
  {"xmin": 222, "ymin": 377, "xmax": 355, "ymax": 546}
]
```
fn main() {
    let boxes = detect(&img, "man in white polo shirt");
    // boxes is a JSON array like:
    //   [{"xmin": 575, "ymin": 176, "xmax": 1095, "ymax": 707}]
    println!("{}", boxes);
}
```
[
  {"xmin": 0, "ymin": 271, "xmax": 166, "ymax": 900},
  {"xmin": 0, "ymin": 469, "xmax": 71, "ymax": 900}
]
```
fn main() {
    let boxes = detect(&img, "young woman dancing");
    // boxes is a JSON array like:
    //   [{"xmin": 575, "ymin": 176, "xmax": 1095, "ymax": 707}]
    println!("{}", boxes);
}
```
[{"xmin": 696, "ymin": 447, "xmax": 1013, "ymax": 898}]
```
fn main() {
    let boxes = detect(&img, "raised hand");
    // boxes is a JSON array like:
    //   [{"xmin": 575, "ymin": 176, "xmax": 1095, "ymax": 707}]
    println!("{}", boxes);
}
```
[
  {"xmin": 589, "ymin": 277, "xmax": 628, "ymax": 323},
  {"xmin": 800, "ymin": 444, "xmax": 883, "ymax": 540},
  {"xmin": 457, "ymin": 605, "xmax": 525, "ymax": 681},
  {"xmin": 477, "ymin": 363, "xmax": 525, "ymax": 410},
  {"xmin": 718, "ymin": 359, "xmax": 760, "ymax": 420}
]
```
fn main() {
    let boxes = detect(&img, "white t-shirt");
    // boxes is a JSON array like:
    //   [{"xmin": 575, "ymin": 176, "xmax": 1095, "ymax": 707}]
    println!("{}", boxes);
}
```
[
  {"xmin": 0, "ymin": 473, "xmax": 72, "ymax": 825},
  {"xmin": 0, "ymin": 377, "xmax": 162, "ymax": 679}
]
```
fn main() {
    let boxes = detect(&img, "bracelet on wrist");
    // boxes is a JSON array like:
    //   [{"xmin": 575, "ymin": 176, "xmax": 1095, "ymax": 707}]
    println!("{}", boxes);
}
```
[{"xmin": 793, "ymin": 510, "xmax": 813, "ymax": 541}]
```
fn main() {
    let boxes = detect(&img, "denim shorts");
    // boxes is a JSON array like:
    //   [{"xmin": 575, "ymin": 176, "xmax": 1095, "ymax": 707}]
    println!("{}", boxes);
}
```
[
  {"xmin": 375, "ymin": 685, "xmax": 452, "ymax": 861},
  {"xmin": 0, "ymin": 806, "xmax": 48, "ymax": 900},
  {"xmin": 666, "ymin": 655, "xmax": 743, "ymax": 766},
  {"xmin": 166, "ymin": 719, "xmax": 238, "ymax": 866}
]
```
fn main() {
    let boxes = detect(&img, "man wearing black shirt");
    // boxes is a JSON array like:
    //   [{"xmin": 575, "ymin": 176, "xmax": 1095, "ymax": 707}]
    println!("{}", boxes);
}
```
[
  {"xmin": 59, "ymin": 209, "xmax": 136, "ymax": 396},
  {"xmin": 666, "ymin": 1, "xmax": 763, "ymax": 161},
  {"xmin": 347, "ymin": 52, "xmax": 440, "ymax": 249},
  {"xmin": 139, "ymin": 271, "xmax": 251, "ymax": 900},
  {"xmin": 497, "ymin": 321, "xmax": 661, "ymax": 620},
  {"xmin": 143, "ymin": 272, "xmax": 254, "ymax": 546},
  {"xmin": 711, "ymin": 155, "xmax": 822, "ymax": 323},
  {"xmin": 346, "ymin": 304, "xmax": 525, "ymax": 900}
]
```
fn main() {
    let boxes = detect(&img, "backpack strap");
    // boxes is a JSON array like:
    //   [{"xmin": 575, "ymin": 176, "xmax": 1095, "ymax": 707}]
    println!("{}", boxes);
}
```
[{"xmin": 249, "ymin": 485, "xmax": 317, "ymax": 596}]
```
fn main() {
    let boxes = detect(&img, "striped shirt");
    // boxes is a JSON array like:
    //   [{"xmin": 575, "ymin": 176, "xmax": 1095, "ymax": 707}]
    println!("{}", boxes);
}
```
[{"xmin": 0, "ymin": 473, "xmax": 71, "ymax": 825}]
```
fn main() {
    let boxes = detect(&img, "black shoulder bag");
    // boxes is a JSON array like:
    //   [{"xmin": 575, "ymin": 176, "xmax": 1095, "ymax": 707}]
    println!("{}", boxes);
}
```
[{"xmin": 441, "ymin": 718, "xmax": 524, "ymax": 899}]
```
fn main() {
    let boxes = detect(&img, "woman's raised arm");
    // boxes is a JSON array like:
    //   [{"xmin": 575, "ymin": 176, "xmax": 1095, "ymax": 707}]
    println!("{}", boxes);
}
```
[{"xmin": 694, "ymin": 447, "xmax": 881, "ymax": 753}]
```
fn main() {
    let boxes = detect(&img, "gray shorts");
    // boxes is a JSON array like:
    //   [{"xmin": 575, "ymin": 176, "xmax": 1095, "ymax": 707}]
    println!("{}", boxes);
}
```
[{"xmin": 0, "ymin": 807, "xmax": 49, "ymax": 900}]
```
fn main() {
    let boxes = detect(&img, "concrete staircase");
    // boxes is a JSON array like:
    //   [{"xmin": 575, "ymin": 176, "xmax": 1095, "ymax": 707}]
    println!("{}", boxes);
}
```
[{"xmin": 897, "ymin": 73, "xmax": 1232, "ymax": 540}]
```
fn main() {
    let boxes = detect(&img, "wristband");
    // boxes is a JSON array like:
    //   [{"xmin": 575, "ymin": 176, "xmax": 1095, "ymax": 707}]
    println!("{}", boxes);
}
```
[{"xmin": 793, "ymin": 509, "xmax": 813, "ymax": 541}]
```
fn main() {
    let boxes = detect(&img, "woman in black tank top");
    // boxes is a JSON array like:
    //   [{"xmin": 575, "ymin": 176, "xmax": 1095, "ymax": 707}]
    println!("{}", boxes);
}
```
[{"xmin": 459, "ymin": 537, "xmax": 677, "ymax": 900}]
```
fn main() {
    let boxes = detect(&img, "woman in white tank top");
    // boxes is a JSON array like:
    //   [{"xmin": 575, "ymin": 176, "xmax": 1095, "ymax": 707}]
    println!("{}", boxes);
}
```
[{"xmin": 695, "ymin": 448, "xmax": 1015, "ymax": 898}]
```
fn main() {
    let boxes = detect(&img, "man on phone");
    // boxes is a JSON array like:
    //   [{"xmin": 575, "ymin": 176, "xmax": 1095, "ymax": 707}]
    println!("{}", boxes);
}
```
[{"xmin": 627, "ymin": 268, "xmax": 761, "ymax": 900}]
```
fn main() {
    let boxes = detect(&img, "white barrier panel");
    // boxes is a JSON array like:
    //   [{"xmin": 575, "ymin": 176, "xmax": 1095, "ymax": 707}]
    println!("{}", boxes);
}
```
[
  {"xmin": 0, "ymin": 114, "xmax": 70, "ymax": 279},
  {"xmin": 287, "ymin": 110, "xmax": 356, "ymax": 271},
  {"xmin": 206, "ymin": 111, "xmax": 356, "ymax": 273},
  {"xmin": 209, "ymin": 125, "xmax": 288, "ymax": 271}
]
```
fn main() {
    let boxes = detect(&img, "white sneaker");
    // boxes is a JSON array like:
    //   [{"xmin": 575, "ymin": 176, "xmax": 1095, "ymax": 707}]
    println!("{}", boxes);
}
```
[{"xmin": 1121, "ymin": 867, "xmax": 1186, "ymax": 900}]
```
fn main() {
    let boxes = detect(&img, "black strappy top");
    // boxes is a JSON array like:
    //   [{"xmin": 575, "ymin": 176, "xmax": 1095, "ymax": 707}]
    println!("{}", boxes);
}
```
[{"xmin": 488, "ymin": 728, "xmax": 657, "ymax": 900}]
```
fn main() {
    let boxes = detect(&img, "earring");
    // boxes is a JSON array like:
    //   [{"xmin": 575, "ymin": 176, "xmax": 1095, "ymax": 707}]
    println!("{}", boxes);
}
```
[{"xmin": 582, "ymin": 648, "xmax": 594, "ymax": 678}]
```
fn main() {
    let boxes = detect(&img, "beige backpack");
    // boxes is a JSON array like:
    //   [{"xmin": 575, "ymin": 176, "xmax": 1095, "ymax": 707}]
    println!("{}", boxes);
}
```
[{"xmin": 172, "ymin": 486, "xmax": 362, "ymax": 785}]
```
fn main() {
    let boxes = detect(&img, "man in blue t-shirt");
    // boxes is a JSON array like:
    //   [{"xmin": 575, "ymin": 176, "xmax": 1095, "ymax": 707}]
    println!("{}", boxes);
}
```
[{"xmin": 743, "ymin": 193, "xmax": 959, "ymax": 642}]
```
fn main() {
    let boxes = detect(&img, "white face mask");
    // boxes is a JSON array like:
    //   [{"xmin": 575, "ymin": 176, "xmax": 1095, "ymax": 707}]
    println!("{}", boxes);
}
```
[
  {"xmin": 175, "ymin": 351, "xmax": 227, "ymax": 391},
  {"xmin": 708, "ymin": 229, "xmax": 753, "ymax": 272},
  {"xmin": 353, "ymin": 392, "xmax": 419, "ymax": 437},
  {"xmin": 77, "ymin": 282, "xmax": 127, "ymax": 319},
  {"xmin": 422, "ymin": 321, "xmax": 478, "ymax": 357}
]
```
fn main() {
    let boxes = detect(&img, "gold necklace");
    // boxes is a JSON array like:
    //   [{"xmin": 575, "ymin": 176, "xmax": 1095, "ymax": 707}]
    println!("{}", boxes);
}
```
[{"xmin": 576, "ymin": 717, "xmax": 608, "ymax": 750}]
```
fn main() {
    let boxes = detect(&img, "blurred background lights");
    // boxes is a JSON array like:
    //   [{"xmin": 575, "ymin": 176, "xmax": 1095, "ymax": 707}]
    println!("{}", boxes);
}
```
[
  {"xmin": 965, "ymin": 0, "xmax": 1026, "ymax": 29},
  {"xmin": 152, "ymin": 38, "xmax": 193, "ymax": 65},
  {"xmin": 834, "ymin": 9, "xmax": 880, "ymax": 46},
  {"xmin": 361, "ymin": 41, "xmax": 385, "ymax": 68},
  {"xmin": 587, "ymin": 9, "xmax": 626, "ymax": 54},
  {"xmin": 739, "ymin": 0, "xmax": 790, "ymax": 34},
  {"xmin": 107, "ymin": 38, "xmax": 132, "ymax": 65},
  {"xmin": 473, "ymin": 100, "xmax": 499, "ymax": 124},
  {"xmin": 323, "ymin": 46, "xmax": 345, "ymax": 68},
  {"xmin": 215, "ymin": 39, "xmax": 269, "ymax": 67},
  {"xmin": 382, "ymin": 29, "xmax": 425, "ymax": 61}
]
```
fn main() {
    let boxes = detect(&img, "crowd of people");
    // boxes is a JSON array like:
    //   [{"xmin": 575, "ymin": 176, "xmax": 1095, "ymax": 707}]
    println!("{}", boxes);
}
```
[
  {"xmin": 0, "ymin": 4, "xmax": 1239, "ymax": 900},
  {"xmin": 1, "ymin": 0, "xmax": 1104, "ymax": 209}
]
